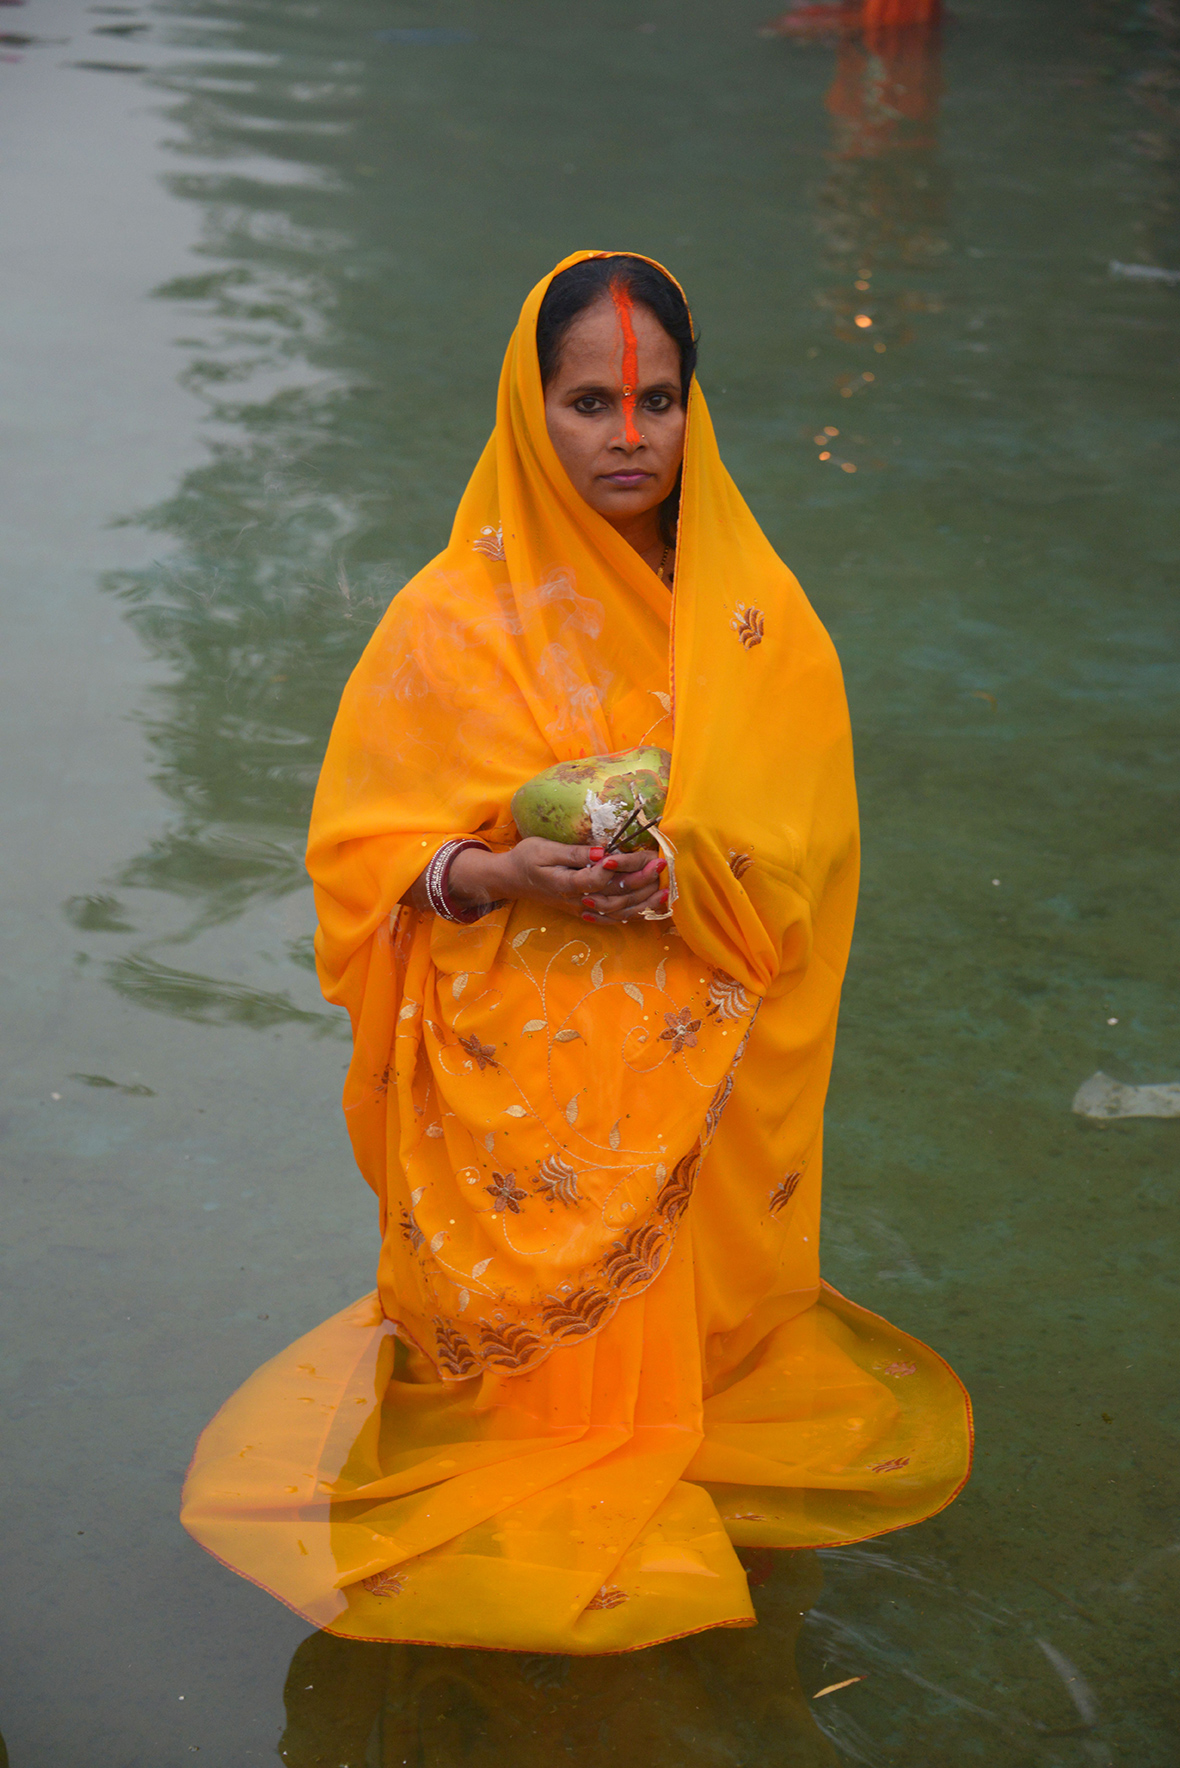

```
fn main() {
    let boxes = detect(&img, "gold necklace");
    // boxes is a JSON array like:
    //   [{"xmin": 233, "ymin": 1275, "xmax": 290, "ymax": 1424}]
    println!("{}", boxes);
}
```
[{"xmin": 657, "ymin": 544, "xmax": 671, "ymax": 583}]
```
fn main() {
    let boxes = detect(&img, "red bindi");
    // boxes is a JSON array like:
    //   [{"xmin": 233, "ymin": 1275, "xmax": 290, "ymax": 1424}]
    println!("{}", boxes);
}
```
[{"xmin": 609, "ymin": 278, "xmax": 643, "ymax": 447}]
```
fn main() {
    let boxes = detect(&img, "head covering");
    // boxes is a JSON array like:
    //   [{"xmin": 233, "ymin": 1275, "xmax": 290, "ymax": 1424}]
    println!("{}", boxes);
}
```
[{"xmin": 182, "ymin": 252, "xmax": 971, "ymax": 1654}]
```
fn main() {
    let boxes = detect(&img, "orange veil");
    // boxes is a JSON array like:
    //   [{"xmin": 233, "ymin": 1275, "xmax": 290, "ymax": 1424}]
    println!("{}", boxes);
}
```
[{"xmin": 181, "ymin": 251, "xmax": 970, "ymax": 1654}]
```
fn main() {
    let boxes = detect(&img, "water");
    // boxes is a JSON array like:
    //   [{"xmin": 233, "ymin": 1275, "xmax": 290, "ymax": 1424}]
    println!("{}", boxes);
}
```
[{"xmin": 1, "ymin": 0, "xmax": 1177, "ymax": 1760}]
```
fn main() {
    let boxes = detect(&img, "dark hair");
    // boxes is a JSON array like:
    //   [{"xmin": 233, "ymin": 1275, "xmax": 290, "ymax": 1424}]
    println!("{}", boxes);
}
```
[{"xmin": 536, "ymin": 255, "xmax": 697, "ymax": 547}]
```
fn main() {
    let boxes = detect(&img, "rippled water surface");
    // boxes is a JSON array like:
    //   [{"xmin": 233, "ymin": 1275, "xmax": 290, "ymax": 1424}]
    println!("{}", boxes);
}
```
[{"xmin": 2, "ymin": 0, "xmax": 1177, "ymax": 1762}]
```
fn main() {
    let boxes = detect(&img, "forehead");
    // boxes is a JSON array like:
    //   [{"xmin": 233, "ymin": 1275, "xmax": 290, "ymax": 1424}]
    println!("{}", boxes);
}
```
[{"xmin": 553, "ymin": 293, "xmax": 680, "ymax": 382}]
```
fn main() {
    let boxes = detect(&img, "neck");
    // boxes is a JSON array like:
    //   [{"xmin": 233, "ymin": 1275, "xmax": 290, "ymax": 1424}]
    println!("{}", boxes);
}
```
[{"xmin": 605, "ymin": 507, "xmax": 665, "ymax": 559}]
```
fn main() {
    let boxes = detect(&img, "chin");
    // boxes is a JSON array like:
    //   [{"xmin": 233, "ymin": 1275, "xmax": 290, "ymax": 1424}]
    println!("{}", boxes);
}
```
[{"xmin": 595, "ymin": 487, "xmax": 662, "ymax": 510}]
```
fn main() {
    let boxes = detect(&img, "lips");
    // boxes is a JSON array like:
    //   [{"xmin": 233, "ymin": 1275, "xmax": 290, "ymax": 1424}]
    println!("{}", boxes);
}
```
[{"xmin": 602, "ymin": 471, "xmax": 652, "ymax": 488}]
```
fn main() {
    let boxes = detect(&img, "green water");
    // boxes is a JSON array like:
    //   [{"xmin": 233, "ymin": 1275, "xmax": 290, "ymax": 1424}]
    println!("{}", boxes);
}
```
[{"xmin": 1, "ymin": 0, "xmax": 1177, "ymax": 1761}]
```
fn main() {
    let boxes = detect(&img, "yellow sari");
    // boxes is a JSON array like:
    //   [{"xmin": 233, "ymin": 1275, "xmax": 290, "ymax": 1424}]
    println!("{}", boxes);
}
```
[{"xmin": 181, "ymin": 251, "xmax": 971, "ymax": 1654}]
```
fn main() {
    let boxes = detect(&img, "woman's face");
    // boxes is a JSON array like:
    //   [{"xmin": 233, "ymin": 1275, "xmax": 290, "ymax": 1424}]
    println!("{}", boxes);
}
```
[{"xmin": 543, "ymin": 293, "xmax": 686, "ymax": 534}]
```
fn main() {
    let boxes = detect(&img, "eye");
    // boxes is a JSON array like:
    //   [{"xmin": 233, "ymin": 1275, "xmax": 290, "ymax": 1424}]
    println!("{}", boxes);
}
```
[
  {"xmin": 573, "ymin": 395, "xmax": 606, "ymax": 414},
  {"xmin": 643, "ymin": 392, "xmax": 674, "ymax": 413}
]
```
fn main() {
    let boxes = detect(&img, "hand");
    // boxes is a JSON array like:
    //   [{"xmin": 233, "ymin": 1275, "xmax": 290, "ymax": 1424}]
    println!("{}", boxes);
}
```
[{"xmin": 448, "ymin": 838, "xmax": 668, "ymax": 924}]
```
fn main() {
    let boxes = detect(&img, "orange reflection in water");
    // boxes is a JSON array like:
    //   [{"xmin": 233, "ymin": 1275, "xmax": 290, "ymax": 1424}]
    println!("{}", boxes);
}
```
[
  {"xmin": 768, "ymin": 0, "xmax": 946, "ymax": 472},
  {"xmin": 826, "ymin": 12, "xmax": 942, "ymax": 161},
  {"xmin": 762, "ymin": 0, "xmax": 940, "ymax": 40},
  {"xmin": 814, "ymin": 9, "xmax": 947, "ymax": 359}
]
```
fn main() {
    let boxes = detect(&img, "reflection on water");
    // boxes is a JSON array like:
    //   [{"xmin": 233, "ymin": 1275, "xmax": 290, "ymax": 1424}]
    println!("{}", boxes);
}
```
[
  {"xmin": 818, "ymin": 19, "xmax": 945, "ymax": 344},
  {"xmin": 277, "ymin": 1553, "xmax": 837, "ymax": 1768},
  {"xmin": 274, "ymin": 1530, "xmax": 1143, "ymax": 1768},
  {"xmin": 809, "ymin": 13, "xmax": 946, "ymax": 484},
  {"xmin": 95, "ymin": 406, "xmax": 393, "ymax": 1025}
]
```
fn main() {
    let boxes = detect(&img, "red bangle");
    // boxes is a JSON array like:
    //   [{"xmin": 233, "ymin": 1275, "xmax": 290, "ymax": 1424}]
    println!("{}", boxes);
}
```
[{"xmin": 424, "ymin": 839, "xmax": 505, "ymax": 924}]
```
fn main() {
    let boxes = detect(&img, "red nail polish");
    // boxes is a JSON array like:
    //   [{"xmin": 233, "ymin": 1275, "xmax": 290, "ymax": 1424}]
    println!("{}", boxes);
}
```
[
  {"xmin": 588, "ymin": 846, "xmax": 605, "ymax": 862},
  {"xmin": 656, "ymin": 889, "xmax": 669, "ymax": 906},
  {"xmin": 603, "ymin": 856, "xmax": 619, "ymax": 871},
  {"xmin": 581, "ymin": 911, "xmax": 596, "ymax": 923},
  {"xmin": 654, "ymin": 857, "xmax": 667, "ymax": 874},
  {"xmin": 581, "ymin": 896, "xmax": 596, "ymax": 909}
]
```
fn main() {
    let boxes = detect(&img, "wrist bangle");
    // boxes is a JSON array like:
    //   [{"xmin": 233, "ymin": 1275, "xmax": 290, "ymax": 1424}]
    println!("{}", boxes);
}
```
[{"xmin": 424, "ymin": 839, "xmax": 506, "ymax": 924}]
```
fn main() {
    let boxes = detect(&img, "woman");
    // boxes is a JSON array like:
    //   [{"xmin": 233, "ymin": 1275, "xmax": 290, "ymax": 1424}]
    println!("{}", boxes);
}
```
[{"xmin": 182, "ymin": 251, "xmax": 970, "ymax": 1655}]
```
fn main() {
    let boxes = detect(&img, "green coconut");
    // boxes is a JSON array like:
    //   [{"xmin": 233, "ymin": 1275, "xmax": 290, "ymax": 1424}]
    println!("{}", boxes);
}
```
[{"xmin": 511, "ymin": 747, "xmax": 671, "ymax": 852}]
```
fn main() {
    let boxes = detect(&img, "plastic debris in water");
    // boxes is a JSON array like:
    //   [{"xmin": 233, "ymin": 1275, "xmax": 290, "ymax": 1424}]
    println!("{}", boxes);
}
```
[
  {"xmin": 1109, "ymin": 260, "xmax": 1180, "ymax": 284},
  {"xmin": 1072, "ymin": 1072, "xmax": 1180, "ymax": 1120}
]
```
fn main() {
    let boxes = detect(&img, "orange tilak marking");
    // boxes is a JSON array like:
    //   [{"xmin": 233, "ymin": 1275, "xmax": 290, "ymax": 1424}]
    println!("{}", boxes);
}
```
[{"xmin": 609, "ymin": 278, "xmax": 643, "ymax": 447}]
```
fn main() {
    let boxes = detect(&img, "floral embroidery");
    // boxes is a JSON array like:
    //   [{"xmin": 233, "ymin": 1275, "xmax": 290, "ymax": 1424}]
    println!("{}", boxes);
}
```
[
  {"xmin": 540, "ymin": 1286, "xmax": 612, "ymax": 1339},
  {"xmin": 883, "ymin": 1360, "xmax": 917, "ymax": 1377},
  {"xmin": 486, "ymin": 1170, "xmax": 527, "ymax": 1214},
  {"xmin": 362, "ymin": 1570, "xmax": 406, "ymax": 1597},
  {"xmin": 459, "ymin": 1033, "xmax": 499, "ymax": 1071},
  {"xmin": 434, "ymin": 1319, "xmax": 478, "ymax": 1377},
  {"xmin": 603, "ymin": 1221, "xmax": 666, "ymax": 1291},
  {"xmin": 585, "ymin": 1585, "xmax": 628, "ymax": 1611},
  {"xmin": 399, "ymin": 1205, "xmax": 425, "ymax": 1251},
  {"xmin": 415, "ymin": 971, "xmax": 759, "ymax": 1383},
  {"xmin": 871, "ymin": 1456, "xmax": 911, "ymax": 1474},
  {"xmin": 704, "ymin": 1069, "xmax": 737, "ymax": 1141},
  {"xmin": 706, "ymin": 971, "xmax": 752, "ymax": 1022},
  {"xmin": 659, "ymin": 1007, "xmax": 701, "ymax": 1054},
  {"xmin": 478, "ymin": 1320, "xmax": 543, "ymax": 1370},
  {"xmin": 471, "ymin": 523, "xmax": 506, "ymax": 560},
  {"xmin": 732, "ymin": 604, "xmax": 765, "ymax": 649},
  {"xmin": 656, "ymin": 1151, "xmax": 698, "ymax": 1226},
  {"xmin": 768, "ymin": 1170, "xmax": 803, "ymax": 1217},
  {"xmin": 728, "ymin": 849, "xmax": 753, "ymax": 879},
  {"xmin": 533, "ymin": 1153, "xmax": 583, "ymax": 1206}
]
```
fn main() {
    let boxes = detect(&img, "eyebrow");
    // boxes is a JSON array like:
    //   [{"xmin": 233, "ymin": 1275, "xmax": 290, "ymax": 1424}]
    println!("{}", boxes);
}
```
[{"xmin": 564, "ymin": 379, "xmax": 679, "ymax": 396}]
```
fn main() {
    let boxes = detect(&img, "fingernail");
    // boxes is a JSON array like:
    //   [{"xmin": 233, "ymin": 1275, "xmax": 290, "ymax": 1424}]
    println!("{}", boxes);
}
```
[
  {"xmin": 581, "ymin": 896, "xmax": 596, "ymax": 909},
  {"xmin": 581, "ymin": 912, "xmax": 597, "ymax": 923},
  {"xmin": 603, "ymin": 856, "xmax": 619, "ymax": 871},
  {"xmin": 654, "ymin": 857, "xmax": 667, "ymax": 874},
  {"xmin": 657, "ymin": 889, "xmax": 669, "ymax": 906},
  {"xmin": 588, "ymin": 846, "xmax": 605, "ymax": 862}
]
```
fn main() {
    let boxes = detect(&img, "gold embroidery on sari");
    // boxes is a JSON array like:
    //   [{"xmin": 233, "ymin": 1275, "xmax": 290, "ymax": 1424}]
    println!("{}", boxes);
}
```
[
  {"xmin": 478, "ymin": 1320, "xmax": 544, "ymax": 1370},
  {"xmin": 485, "ymin": 1171, "xmax": 527, "ymax": 1214},
  {"xmin": 540, "ymin": 1286, "xmax": 612, "ymax": 1339},
  {"xmin": 361, "ymin": 1570, "xmax": 407, "ymax": 1597},
  {"xmin": 471, "ymin": 523, "xmax": 506, "ymax": 560},
  {"xmin": 433, "ymin": 1319, "xmax": 478, "ymax": 1377},
  {"xmin": 399, "ymin": 1206, "xmax": 425, "ymax": 1251},
  {"xmin": 458, "ymin": 1032, "xmax": 499, "ymax": 1070},
  {"xmin": 659, "ymin": 1007, "xmax": 701, "ymax": 1053},
  {"xmin": 655, "ymin": 1151, "xmax": 698, "ymax": 1225},
  {"xmin": 394, "ymin": 944, "xmax": 758, "ymax": 1380},
  {"xmin": 585, "ymin": 1585, "xmax": 628, "ymax": 1611},
  {"xmin": 533, "ymin": 1153, "xmax": 583, "ymax": 1205},
  {"xmin": 731, "ymin": 604, "xmax": 765, "ymax": 648},
  {"xmin": 705, "ymin": 971, "xmax": 752, "ymax": 1021},
  {"xmin": 602, "ymin": 1222, "xmax": 666, "ymax": 1291},
  {"xmin": 769, "ymin": 1170, "xmax": 803, "ymax": 1217}
]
